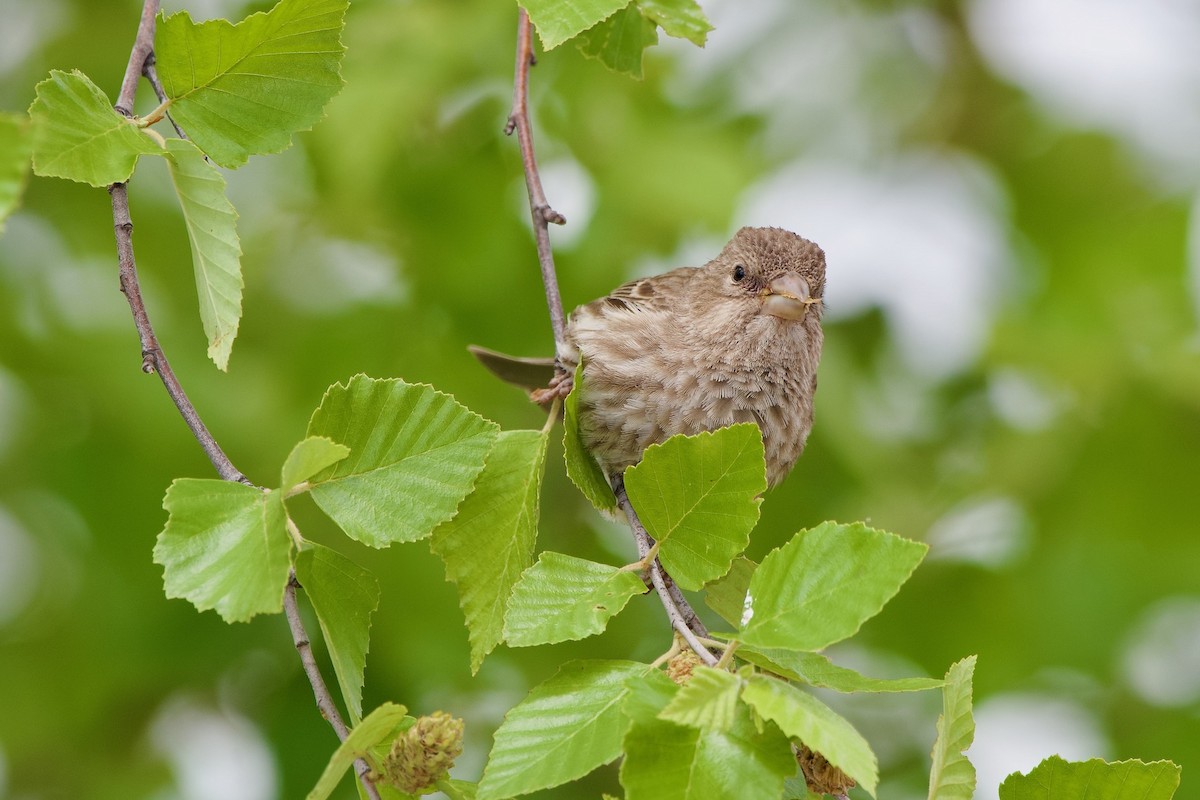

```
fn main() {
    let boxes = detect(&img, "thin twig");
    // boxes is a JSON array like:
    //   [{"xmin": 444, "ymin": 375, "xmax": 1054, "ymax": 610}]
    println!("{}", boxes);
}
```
[
  {"xmin": 614, "ymin": 477, "xmax": 719, "ymax": 667},
  {"xmin": 115, "ymin": 0, "xmax": 159, "ymax": 116},
  {"xmin": 507, "ymin": 8, "xmax": 568, "ymax": 357},
  {"xmin": 108, "ymin": 3, "xmax": 379, "ymax": 797},
  {"xmin": 287, "ymin": 574, "xmax": 382, "ymax": 800},
  {"xmin": 504, "ymin": 12, "xmax": 716, "ymax": 667},
  {"xmin": 142, "ymin": 54, "xmax": 189, "ymax": 141},
  {"xmin": 662, "ymin": 570, "xmax": 709, "ymax": 639}
]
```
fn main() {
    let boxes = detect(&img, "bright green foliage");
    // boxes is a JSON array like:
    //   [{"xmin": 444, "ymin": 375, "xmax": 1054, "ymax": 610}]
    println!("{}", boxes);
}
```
[
  {"xmin": 28, "ymin": 69, "xmax": 159, "ymax": 187},
  {"xmin": 503, "ymin": 552, "xmax": 646, "ymax": 647},
  {"xmin": 450, "ymin": 785, "xmax": 476, "ymax": 800},
  {"xmin": 657, "ymin": 666, "xmax": 742, "ymax": 731},
  {"xmin": 306, "ymin": 702, "xmax": 411, "ymax": 800},
  {"xmin": 704, "ymin": 555, "xmax": 755, "ymax": 627},
  {"xmin": 563, "ymin": 362, "xmax": 617, "ymax": 512},
  {"xmin": 621, "ymin": 671, "xmax": 795, "ymax": 800},
  {"xmin": 625, "ymin": 424, "xmax": 765, "ymax": 590},
  {"xmin": 154, "ymin": 479, "xmax": 291, "ymax": 622},
  {"xmin": 782, "ymin": 776, "xmax": 815, "ymax": 799},
  {"xmin": 478, "ymin": 660, "xmax": 650, "ymax": 799},
  {"xmin": 741, "ymin": 647, "xmax": 944, "ymax": 694},
  {"xmin": 576, "ymin": 6, "xmax": 659, "ymax": 79},
  {"xmin": 155, "ymin": 0, "xmax": 349, "ymax": 169},
  {"xmin": 162, "ymin": 137, "xmax": 244, "ymax": 370},
  {"xmin": 0, "ymin": 112, "xmax": 30, "ymax": 234},
  {"xmin": 999, "ymin": 756, "xmax": 1180, "ymax": 800},
  {"xmin": 295, "ymin": 544, "xmax": 379, "ymax": 724},
  {"xmin": 282, "ymin": 436, "xmax": 351, "ymax": 494},
  {"xmin": 431, "ymin": 429, "xmax": 548, "ymax": 673},
  {"xmin": 928, "ymin": 656, "xmax": 977, "ymax": 800},
  {"xmin": 638, "ymin": 0, "xmax": 713, "ymax": 46},
  {"xmin": 737, "ymin": 521, "xmax": 928, "ymax": 651},
  {"xmin": 439, "ymin": 780, "xmax": 478, "ymax": 800},
  {"xmin": 518, "ymin": 0, "xmax": 631, "ymax": 50},
  {"xmin": 742, "ymin": 674, "xmax": 879, "ymax": 797},
  {"xmin": 306, "ymin": 375, "xmax": 499, "ymax": 547}
]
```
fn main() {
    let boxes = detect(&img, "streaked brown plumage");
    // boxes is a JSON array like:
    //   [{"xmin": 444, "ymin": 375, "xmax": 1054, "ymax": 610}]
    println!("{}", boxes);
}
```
[{"xmin": 473, "ymin": 226, "xmax": 825, "ymax": 487}]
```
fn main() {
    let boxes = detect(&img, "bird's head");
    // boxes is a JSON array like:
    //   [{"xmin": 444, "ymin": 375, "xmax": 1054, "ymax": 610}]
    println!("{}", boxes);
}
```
[{"xmin": 702, "ymin": 227, "xmax": 826, "ymax": 325}]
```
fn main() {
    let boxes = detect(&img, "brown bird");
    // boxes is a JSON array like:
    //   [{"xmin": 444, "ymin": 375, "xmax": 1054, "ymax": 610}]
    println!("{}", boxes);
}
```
[{"xmin": 472, "ymin": 226, "xmax": 825, "ymax": 487}]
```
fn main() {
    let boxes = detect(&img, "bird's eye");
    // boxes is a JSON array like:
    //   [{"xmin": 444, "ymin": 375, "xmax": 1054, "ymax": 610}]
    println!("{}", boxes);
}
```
[{"xmin": 732, "ymin": 264, "xmax": 746, "ymax": 282}]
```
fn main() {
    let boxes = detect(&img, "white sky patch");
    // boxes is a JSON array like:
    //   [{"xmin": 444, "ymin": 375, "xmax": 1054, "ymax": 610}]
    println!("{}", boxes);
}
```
[
  {"xmin": 739, "ymin": 152, "xmax": 1013, "ymax": 377},
  {"xmin": 660, "ymin": 0, "xmax": 947, "ymax": 161},
  {"xmin": 968, "ymin": 0, "xmax": 1200, "ymax": 185},
  {"xmin": 1121, "ymin": 596, "xmax": 1200, "ymax": 707},
  {"xmin": 972, "ymin": 693, "xmax": 1109, "ymax": 799},
  {"xmin": 271, "ymin": 237, "xmax": 406, "ymax": 315},
  {"xmin": 511, "ymin": 157, "xmax": 596, "ymax": 250},
  {"xmin": 0, "ymin": 0, "xmax": 67, "ymax": 78},
  {"xmin": 0, "ymin": 505, "xmax": 39, "ymax": 629},
  {"xmin": 926, "ymin": 495, "xmax": 1031, "ymax": 569},
  {"xmin": 150, "ymin": 697, "xmax": 277, "ymax": 800},
  {"xmin": 987, "ymin": 367, "xmax": 1071, "ymax": 432}
]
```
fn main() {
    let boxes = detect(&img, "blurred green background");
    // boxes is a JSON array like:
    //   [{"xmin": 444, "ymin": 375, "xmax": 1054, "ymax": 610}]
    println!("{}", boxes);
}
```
[{"xmin": 2, "ymin": 0, "xmax": 1198, "ymax": 798}]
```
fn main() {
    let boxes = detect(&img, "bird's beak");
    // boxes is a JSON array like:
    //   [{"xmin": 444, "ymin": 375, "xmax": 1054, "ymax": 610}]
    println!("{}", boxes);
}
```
[{"xmin": 761, "ymin": 273, "xmax": 818, "ymax": 320}]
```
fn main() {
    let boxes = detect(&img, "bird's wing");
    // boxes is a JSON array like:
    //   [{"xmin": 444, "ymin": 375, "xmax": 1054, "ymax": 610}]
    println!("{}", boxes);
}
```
[{"xmin": 582, "ymin": 266, "xmax": 697, "ymax": 316}]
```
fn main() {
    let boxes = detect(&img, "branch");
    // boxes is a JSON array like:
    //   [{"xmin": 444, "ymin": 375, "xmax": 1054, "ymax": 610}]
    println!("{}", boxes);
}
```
[
  {"xmin": 614, "ymin": 477, "xmax": 719, "ymax": 667},
  {"xmin": 506, "ymin": 12, "xmax": 716, "ymax": 666},
  {"xmin": 115, "ymin": 0, "xmax": 159, "ymax": 116},
  {"xmin": 507, "ymin": 8, "xmax": 568, "ymax": 357},
  {"xmin": 108, "ymin": 4, "xmax": 379, "ymax": 797},
  {"xmin": 142, "ymin": 54, "xmax": 189, "ymax": 141},
  {"xmin": 286, "ymin": 574, "xmax": 381, "ymax": 800}
]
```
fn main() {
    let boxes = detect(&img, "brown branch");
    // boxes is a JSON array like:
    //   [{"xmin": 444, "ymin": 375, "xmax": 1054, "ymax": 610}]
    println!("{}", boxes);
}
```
[
  {"xmin": 108, "ymin": 3, "xmax": 380, "ymax": 797},
  {"xmin": 507, "ymin": 8, "xmax": 568, "ymax": 356},
  {"xmin": 506, "ymin": 10, "xmax": 715, "ymax": 666},
  {"xmin": 614, "ymin": 477, "xmax": 719, "ymax": 667},
  {"xmin": 142, "ymin": 54, "xmax": 189, "ymax": 141},
  {"xmin": 286, "ymin": 575, "xmax": 381, "ymax": 799},
  {"xmin": 115, "ymin": 0, "xmax": 159, "ymax": 116}
]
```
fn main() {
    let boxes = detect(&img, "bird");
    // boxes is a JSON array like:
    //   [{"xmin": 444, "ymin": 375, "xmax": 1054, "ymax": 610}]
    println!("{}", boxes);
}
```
[{"xmin": 472, "ymin": 226, "xmax": 825, "ymax": 488}]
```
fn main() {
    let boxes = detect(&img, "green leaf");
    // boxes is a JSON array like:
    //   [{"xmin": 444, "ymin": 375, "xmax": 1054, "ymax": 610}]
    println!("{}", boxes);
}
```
[
  {"xmin": 742, "ymin": 674, "xmax": 879, "ymax": 797},
  {"xmin": 503, "ymin": 552, "xmax": 646, "ymax": 648},
  {"xmin": 295, "ymin": 544, "xmax": 379, "ymax": 724},
  {"xmin": 162, "ymin": 137, "xmax": 243, "ymax": 370},
  {"xmin": 576, "ymin": 5, "xmax": 659, "ymax": 79},
  {"xmin": 737, "ymin": 521, "xmax": 928, "ymax": 651},
  {"xmin": 307, "ymin": 702, "xmax": 411, "ymax": 800},
  {"xmin": 153, "ymin": 479, "xmax": 291, "ymax": 623},
  {"xmin": 282, "ymin": 436, "xmax": 351, "ymax": 494},
  {"xmin": 478, "ymin": 660, "xmax": 650, "ymax": 799},
  {"xmin": 625, "ymin": 424, "xmax": 765, "ymax": 591},
  {"xmin": 0, "ymin": 113, "xmax": 31, "ymax": 234},
  {"xmin": 156, "ymin": 0, "xmax": 349, "ymax": 169},
  {"xmin": 519, "ymin": 0, "xmax": 632, "ymax": 50},
  {"xmin": 740, "ymin": 647, "xmax": 943, "ymax": 694},
  {"xmin": 637, "ymin": 0, "xmax": 713, "ymax": 46},
  {"xmin": 28, "ymin": 69, "xmax": 160, "ymax": 187},
  {"xmin": 704, "ymin": 555, "xmax": 755, "ymax": 628},
  {"xmin": 928, "ymin": 656, "xmax": 977, "ymax": 800},
  {"xmin": 563, "ymin": 361, "xmax": 617, "ymax": 512},
  {"xmin": 431, "ymin": 429, "xmax": 548, "ymax": 673},
  {"xmin": 438, "ymin": 780, "xmax": 478, "ymax": 800},
  {"xmin": 306, "ymin": 376, "xmax": 500, "ymax": 547},
  {"xmin": 999, "ymin": 755, "xmax": 1181, "ymax": 800},
  {"xmin": 782, "ymin": 775, "xmax": 815, "ymax": 799},
  {"xmin": 658, "ymin": 666, "xmax": 742, "ymax": 731},
  {"xmin": 621, "ymin": 671, "xmax": 795, "ymax": 800}
]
